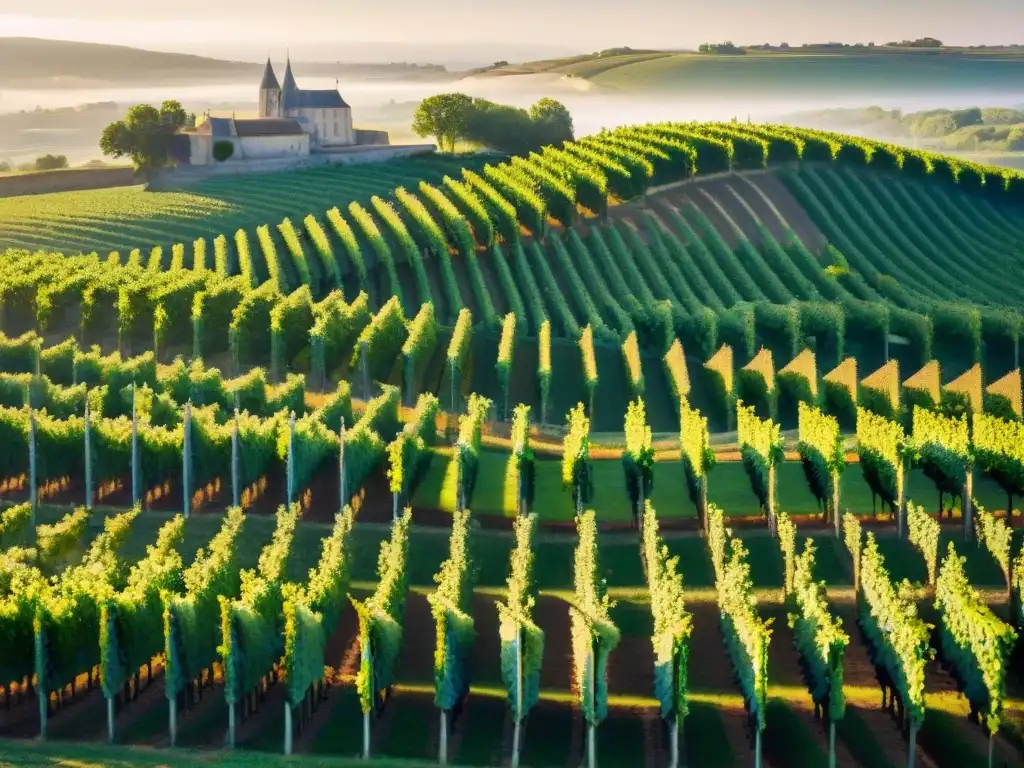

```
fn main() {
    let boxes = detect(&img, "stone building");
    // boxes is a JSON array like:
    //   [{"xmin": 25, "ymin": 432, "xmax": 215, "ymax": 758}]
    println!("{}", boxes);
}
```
[
  {"xmin": 179, "ymin": 55, "xmax": 367, "ymax": 165},
  {"xmin": 258, "ymin": 57, "xmax": 355, "ymax": 147}
]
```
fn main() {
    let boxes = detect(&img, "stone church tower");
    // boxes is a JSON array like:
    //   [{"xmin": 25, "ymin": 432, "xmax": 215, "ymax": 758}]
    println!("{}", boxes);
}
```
[{"xmin": 258, "ymin": 59, "xmax": 282, "ymax": 118}]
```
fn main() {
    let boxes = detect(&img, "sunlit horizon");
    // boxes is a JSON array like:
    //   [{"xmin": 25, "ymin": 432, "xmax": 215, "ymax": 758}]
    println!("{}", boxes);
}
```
[{"xmin": 3, "ymin": 0, "xmax": 1024, "ymax": 59}]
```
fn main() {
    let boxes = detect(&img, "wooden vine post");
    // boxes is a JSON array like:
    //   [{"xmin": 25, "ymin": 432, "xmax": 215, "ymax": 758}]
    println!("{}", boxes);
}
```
[
  {"xmin": 286, "ymin": 411, "xmax": 296, "ymax": 506},
  {"xmin": 131, "ymin": 383, "xmax": 140, "ymax": 507},
  {"xmin": 84, "ymin": 398, "xmax": 93, "ymax": 510},
  {"xmin": 231, "ymin": 408, "xmax": 241, "ymax": 508},
  {"xmin": 182, "ymin": 401, "xmax": 192, "ymax": 518}
]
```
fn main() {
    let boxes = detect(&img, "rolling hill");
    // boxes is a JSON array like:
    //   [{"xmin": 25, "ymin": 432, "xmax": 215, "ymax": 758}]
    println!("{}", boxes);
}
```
[
  {"xmin": 0, "ymin": 37, "xmax": 454, "ymax": 88},
  {"xmin": 473, "ymin": 47, "xmax": 1024, "ymax": 96}
]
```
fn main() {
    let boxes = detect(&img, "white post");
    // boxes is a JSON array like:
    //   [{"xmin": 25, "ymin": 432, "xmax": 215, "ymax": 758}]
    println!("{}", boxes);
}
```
[
  {"xmin": 231, "ymin": 409, "xmax": 240, "ymax": 508},
  {"xmin": 907, "ymin": 723, "xmax": 916, "ymax": 768},
  {"xmin": 182, "ymin": 402, "xmax": 192, "ymax": 518},
  {"xmin": 287, "ymin": 411, "xmax": 296, "ymax": 506},
  {"xmin": 669, "ymin": 720, "xmax": 679, "ymax": 768},
  {"xmin": 755, "ymin": 729, "xmax": 762, "ymax": 768},
  {"xmin": 284, "ymin": 702, "xmax": 293, "ymax": 755},
  {"xmin": 587, "ymin": 643, "xmax": 596, "ymax": 768},
  {"xmin": 515, "ymin": 441, "xmax": 524, "ymax": 517},
  {"xmin": 897, "ymin": 459, "xmax": 906, "ymax": 539},
  {"xmin": 361, "ymin": 636, "xmax": 372, "ymax": 760},
  {"xmin": 169, "ymin": 697, "xmax": 177, "ymax": 747},
  {"xmin": 28, "ymin": 409, "xmax": 37, "ymax": 527},
  {"xmin": 84, "ymin": 398, "xmax": 93, "ymax": 510},
  {"xmin": 456, "ymin": 441, "xmax": 465, "ymax": 513},
  {"xmin": 439, "ymin": 710, "xmax": 448, "ymax": 765},
  {"xmin": 228, "ymin": 699, "xmax": 236, "ymax": 748},
  {"xmin": 964, "ymin": 467, "xmax": 974, "ymax": 541},
  {"xmin": 339, "ymin": 419, "xmax": 346, "ymax": 508},
  {"xmin": 107, "ymin": 696, "xmax": 115, "ymax": 743},
  {"xmin": 829, "ymin": 721, "xmax": 836, "ymax": 768},
  {"xmin": 131, "ymin": 384, "xmax": 139, "ymax": 507},
  {"xmin": 511, "ymin": 624, "xmax": 522, "ymax": 768}
]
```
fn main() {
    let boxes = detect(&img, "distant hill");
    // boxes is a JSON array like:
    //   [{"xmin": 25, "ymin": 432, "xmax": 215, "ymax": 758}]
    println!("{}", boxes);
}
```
[
  {"xmin": 0, "ymin": 38, "xmax": 454, "ymax": 87},
  {"xmin": 472, "ymin": 46, "xmax": 1024, "ymax": 96}
]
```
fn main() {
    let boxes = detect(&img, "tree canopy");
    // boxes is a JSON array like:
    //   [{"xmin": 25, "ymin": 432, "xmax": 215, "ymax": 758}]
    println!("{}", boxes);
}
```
[
  {"xmin": 99, "ymin": 100, "xmax": 195, "ymax": 175},
  {"xmin": 412, "ymin": 93, "xmax": 574, "ymax": 156}
]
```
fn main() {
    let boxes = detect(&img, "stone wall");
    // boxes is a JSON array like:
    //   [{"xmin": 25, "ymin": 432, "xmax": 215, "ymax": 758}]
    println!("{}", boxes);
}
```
[
  {"xmin": 0, "ymin": 166, "xmax": 138, "ymax": 198},
  {"xmin": 147, "ymin": 143, "xmax": 436, "ymax": 189}
]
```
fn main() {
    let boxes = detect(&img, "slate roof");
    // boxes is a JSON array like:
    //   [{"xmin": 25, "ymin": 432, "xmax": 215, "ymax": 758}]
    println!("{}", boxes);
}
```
[
  {"xmin": 282, "ymin": 59, "xmax": 298, "ymax": 93},
  {"xmin": 232, "ymin": 118, "xmax": 305, "ymax": 137},
  {"xmin": 192, "ymin": 117, "xmax": 235, "ymax": 137},
  {"xmin": 282, "ymin": 88, "xmax": 350, "ymax": 110},
  {"xmin": 259, "ymin": 58, "xmax": 280, "ymax": 91}
]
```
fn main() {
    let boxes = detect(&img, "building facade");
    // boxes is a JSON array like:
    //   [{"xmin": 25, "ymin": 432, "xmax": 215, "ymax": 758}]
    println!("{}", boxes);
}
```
[{"xmin": 258, "ymin": 57, "xmax": 355, "ymax": 147}]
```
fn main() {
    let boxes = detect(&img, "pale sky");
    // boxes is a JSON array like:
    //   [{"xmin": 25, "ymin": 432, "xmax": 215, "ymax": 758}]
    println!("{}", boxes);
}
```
[{"xmin": 1, "ymin": 0, "xmax": 1021, "ymax": 53}]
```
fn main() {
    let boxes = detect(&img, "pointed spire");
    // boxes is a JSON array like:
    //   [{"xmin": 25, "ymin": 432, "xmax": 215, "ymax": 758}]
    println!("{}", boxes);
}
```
[
  {"xmin": 282, "ymin": 51, "xmax": 298, "ymax": 93},
  {"xmin": 259, "ymin": 57, "xmax": 280, "ymax": 91}
]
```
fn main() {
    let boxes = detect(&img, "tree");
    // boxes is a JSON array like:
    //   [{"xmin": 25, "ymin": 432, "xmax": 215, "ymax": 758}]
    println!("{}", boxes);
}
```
[
  {"xmin": 529, "ymin": 97, "xmax": 575, "ymax": 147},
  {"xmin": 99, "ymin": 100, "xmax": 194, "ymax": 176},
  {"xmin": 34, "ymin": 154, "xmax": 68, "ymax": 170},
  {"xmin": 411, "ymin": 93, "xmax": 474, "ymax": 153}
]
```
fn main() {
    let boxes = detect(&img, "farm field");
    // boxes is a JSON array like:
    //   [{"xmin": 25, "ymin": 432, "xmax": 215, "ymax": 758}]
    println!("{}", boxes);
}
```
[
  {"xmin": 0, "ymin": 154, "xmax": 489, "ymax": 256},
  {"xmin": 3, "ymin": 119, "xmax": 1024, "ymax": 767}
]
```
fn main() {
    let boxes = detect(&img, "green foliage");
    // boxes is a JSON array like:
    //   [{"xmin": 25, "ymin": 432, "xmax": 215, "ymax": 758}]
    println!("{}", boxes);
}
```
[
  {"xmin": 906, "ymin": 501, "xmax": 941, "ymax": 586},
  {"xmin": 0, "ymin": 503, "xmax": 32, "ymax": 548},
  {"xmin": 718, "ymin": 535, "xmax": 771, "ymax": 732},
  {"xmin": 641, "ymin": 502, "xmax": 691, "ymax": 724},
  {"xmin": 857, "ymin": 533, "xmax": 932, "ymax": 729},
  {"xmin": 36, "ymin": 507, "xmax": 140, "ymax": 699},
  {"xmin": 402, "ymin": 303, "xmax": 439, "ymax": 405},
  {"xmin": 622, "ymin": 399, "xmax": 654, "ymax": 515},
  {"xmin": 497, "ymin": 514, "xmax": 544, "ymax": 721},
  {"xmin": 680, "ymin": 397, "xmax": 715, "ymax": 509},
  {"xmin": 973, "ymin": 413, "xmax": 1024, "ymax": 511},
  {"xmin": 856, "ymin": 407, "xmax": 906, "ymax": 513},
  {"xmin": 164, "ymin": 507, "xmax": 245, "ymax": 703},
  {"xmin": 352, "ymin": 509, "xmax": 412, "ymax": 715},
  {"xmin": 428, "ymin": 508, "xmax": 476, "ymax": 711},
  {"xmin": 284, "ymin": 508, "xmax": 356, "ymax": 708},
  {"xmin": 351, "ymin": 296, "xmax": 406, "ymax": 380},
  {"xmin": 787, "ymin": 539, "xmax": 848, "ymax": 722},
  {"xmin": 220, "ymin": 505, "xmax": 299, "ymax": 706},
  {"xmin": 455, "ymin": 393, "xmax": 492, "ymax": 508},
  {"xmin": 386, "ymin": 393, "xmax": 440, "ymax": 498},
  {"xmin": 496, "ymin": 313, "xmax": 516, "ymax": 419},
  {"xmin": 505, "ymin": 404, "xmax": 535, "ymax": 513},
  {"xmin": 100, "ymin": 515, "xmax": 185, "ymax": 700},
  {"xmin": 737, "ymin": 400, "xmax": 784, "ymax": 515},
  {"xmin": 910, "ymin": 406, "xmax": 970, "ymax": 501},
  {"xmin": 934, "ymin": 542, "xmax": 1017, "ymax": 734},
  {"xmin": 570, "ymin": 510, "xmax": 620, "ymax": 726},
  {"xmin": 797, "ymin": 402, "xmax": 844, "ymax": 514},
  {"xmin": 309, "ymin": 291, "xmax": 372, "ymax": 389},
  {"xmin": 562, "ymin": 403, "xmax": 592, "ymax": 510}
]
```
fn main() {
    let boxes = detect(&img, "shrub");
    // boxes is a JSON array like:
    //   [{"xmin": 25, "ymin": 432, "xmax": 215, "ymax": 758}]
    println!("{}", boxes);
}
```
[{"xmin": 213, "ymin": 141, "xmax": 234, "ymax": 162}]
